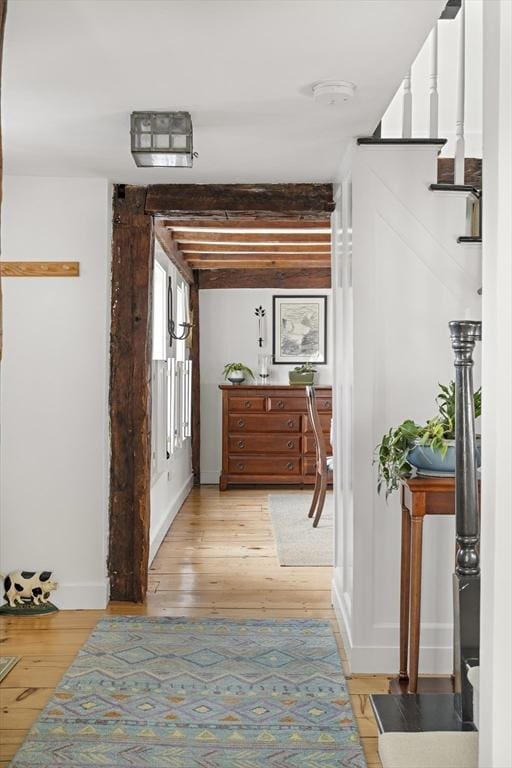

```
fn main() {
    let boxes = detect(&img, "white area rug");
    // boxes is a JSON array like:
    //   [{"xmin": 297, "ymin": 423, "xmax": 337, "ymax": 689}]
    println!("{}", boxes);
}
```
[
  {"xmin": 378, "ymin": 732, "xmax": 478, "ymax": 768},
  {"xmin": 268, "ymin": 492, "xmax": 333, "ymax": 566}
]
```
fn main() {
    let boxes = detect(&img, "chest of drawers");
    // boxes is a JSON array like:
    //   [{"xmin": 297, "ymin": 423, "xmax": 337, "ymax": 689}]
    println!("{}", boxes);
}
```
[{"xmin": 219, "ymin": 385, "xmax": 332, "ymax": 490}]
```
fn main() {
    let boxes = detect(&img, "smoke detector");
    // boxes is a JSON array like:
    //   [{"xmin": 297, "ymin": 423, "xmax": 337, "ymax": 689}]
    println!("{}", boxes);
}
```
[{"xmin": 312, "ymin": 81, "xmax": 355, "ymax": 105}]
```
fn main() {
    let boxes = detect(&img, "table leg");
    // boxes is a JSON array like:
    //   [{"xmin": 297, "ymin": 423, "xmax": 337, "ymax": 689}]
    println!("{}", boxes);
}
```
[
  {"xmin": 399, "ymin": 504, "xmax": 412, "ymax": 682},
  {"xmin": 408, "ymin": 515, "xmax": 424, "ymax": 693}
]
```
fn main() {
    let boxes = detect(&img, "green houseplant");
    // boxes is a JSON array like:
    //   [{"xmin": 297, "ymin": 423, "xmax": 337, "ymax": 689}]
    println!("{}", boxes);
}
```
[
  {"xmin": 289, "ymin": 362, "xmax": 317, "ymax": 385},
  {"xmin": 376, "ymin": 382, "xmax": 482, "ymax": 497},
  {"xmin": 222, "ymin": 362, "xmax": 254, "ymax": 385}
]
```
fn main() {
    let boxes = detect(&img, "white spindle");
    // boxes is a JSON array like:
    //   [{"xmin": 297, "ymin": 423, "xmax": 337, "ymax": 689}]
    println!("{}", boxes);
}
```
[
  {"xmin": 429, "ymin": 23, "xmax": 439, "ymax": 138},
  {"xmin": 402, "ymin": 70, "xmax": 412, "ymax": 138},
  {"xmin": 455, "ymin": 0, "xmax": 466, "ymax": 184}
]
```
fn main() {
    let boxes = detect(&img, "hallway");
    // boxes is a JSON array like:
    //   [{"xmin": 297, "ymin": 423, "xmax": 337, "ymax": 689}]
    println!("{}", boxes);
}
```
[{"xmin": 0, "ymin": 487, "xmax": 387, "ymax": 766}]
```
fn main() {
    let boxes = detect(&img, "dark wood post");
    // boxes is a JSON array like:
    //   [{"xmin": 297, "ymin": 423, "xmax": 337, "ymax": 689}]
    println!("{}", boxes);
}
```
[
  {"xmin": 190, "ymin": 271, "xmax": 201, "ymax": 486},
  {"xmin": 109, "ymin": 185, "xmax": 154, "ymax": 602},
  {"xmin": 449, "ymin": 319, "xmax": 482, "ymax": 722}
]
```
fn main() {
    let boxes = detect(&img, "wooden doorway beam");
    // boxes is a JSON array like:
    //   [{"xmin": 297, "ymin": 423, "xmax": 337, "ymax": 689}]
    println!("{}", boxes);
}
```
[
  {"xmin": 109, "ymin": 185, "xmax": 153, "ymax": 602},
  {"xmin": 146, "ymin": 184, "xmax": 334, "ymax": 216}
]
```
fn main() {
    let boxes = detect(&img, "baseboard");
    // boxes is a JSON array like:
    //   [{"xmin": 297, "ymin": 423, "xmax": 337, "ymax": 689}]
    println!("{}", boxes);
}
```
[
  {"xmin": 53, "ymin": 580, "xmax": 109, "ymax": 610},
  {"xmin": 149, "ymin": 474, "xmax": 193, "ymax": 564},
  {"xmin": 200, "ymin": 470, "xmax": 220, "ymax": 485},
  {"xmin": 332, "ymin": 574, "xmax": 453, "ymax": 674}
]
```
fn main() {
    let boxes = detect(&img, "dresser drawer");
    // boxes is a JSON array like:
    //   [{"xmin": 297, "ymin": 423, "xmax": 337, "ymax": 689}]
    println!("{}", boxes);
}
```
[
  {"xmin": 228, "ymin": 396, "xmax": 266, "ymax": 412},
  {"xmin": 228, "ymin": 455, "xmax": 301, "ymax": 475},
  {"xmin": 304, "ymin": 413, "xmax": 332, "ymax": 433},
  {"xmin": 229, "ymin": 434, "xmax": 300, "ymax": 454},
  {"xmin": 304, "ymin": 435, "xmax": 333, "ymax": 456},
  {"xmin": 303, "ymin": 458, "xmax": 317, "ymax": 476},
  {"xmin": 267, "ymin": 396, "xmax": 305, "ymax": 412},
  {"xmin": 228, "ymin": 414, "xmax": 300, "ymax": 433}
]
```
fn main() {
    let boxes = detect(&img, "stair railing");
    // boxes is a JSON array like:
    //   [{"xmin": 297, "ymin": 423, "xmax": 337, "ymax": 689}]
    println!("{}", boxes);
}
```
[
  {"xmin": 386, "ymin": 0, "xmax": 472, "ymax": 186},
  {"xmin": 449, "ymin": 319, "xmax": 482, "ymax": 723}
]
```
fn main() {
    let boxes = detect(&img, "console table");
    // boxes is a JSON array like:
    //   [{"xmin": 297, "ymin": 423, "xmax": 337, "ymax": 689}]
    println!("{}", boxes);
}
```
[
  {"xmin": 219, "ymin": 384, "xmax": 332, "ymax": 490},
  {"xmin": 399, "ymin": 476, "xmax": 457, "ymax": 693}
]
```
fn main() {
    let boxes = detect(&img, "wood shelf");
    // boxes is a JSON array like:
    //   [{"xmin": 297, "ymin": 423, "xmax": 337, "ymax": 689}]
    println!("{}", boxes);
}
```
[{"xmin": 0, "ymin": 261, "xmax": 80, "ymax": 277}]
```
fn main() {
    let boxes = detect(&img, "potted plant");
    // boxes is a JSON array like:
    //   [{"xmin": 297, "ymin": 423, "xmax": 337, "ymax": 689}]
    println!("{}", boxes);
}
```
[
  {"xmin": 289, "ymin": 362, "xmax": 317, "ymax": 385},
  {"xmin": 222, "ymin": 362, "xmax": 254, "ymax": 385},
  {"xmin": 376, "ymin": 382, "xmax": 482, "ymax": 497}
]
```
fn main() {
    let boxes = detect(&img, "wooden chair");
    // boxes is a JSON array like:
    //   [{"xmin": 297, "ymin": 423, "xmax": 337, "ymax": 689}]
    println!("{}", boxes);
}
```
[{"xmin": 306, "ymin": 385, "xmax": 333, "ymax": 528}]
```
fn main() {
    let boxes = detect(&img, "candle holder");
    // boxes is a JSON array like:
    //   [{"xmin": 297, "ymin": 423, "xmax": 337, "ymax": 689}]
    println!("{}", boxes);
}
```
[{"xmin": 258, "ymin": 353, "xmax": 272, "ymax": 383}]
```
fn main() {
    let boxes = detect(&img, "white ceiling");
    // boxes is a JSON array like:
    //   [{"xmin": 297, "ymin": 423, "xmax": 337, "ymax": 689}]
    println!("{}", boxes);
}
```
[{"xmin": 3, "ymin": 0, "xmax": 445, "ymax": 184}]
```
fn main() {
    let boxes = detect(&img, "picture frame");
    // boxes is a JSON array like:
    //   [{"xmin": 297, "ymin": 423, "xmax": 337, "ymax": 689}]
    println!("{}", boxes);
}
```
[{"xmin": 272, "ymin": 295, "xmax": 327, "ymax": 365}]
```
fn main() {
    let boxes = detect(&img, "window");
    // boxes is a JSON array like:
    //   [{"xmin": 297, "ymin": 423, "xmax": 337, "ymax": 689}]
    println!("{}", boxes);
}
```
[{"xmin": 151, "ymin": 255, "xmax": 192, "ymax": 482}]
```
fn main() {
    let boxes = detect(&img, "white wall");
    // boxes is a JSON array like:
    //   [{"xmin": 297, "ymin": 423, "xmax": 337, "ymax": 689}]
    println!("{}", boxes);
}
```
[
  {"xmin": 332, "ymin": 144, "xmax": 482, "ymax": 673},
  {"xmin": 199, "ymin": 287, "xmax": 332, "ymax": 485},
  {"xmin": 149, "ymin": 242, "xmax": 193, "ymax": 563},
  {"xmin": 479, "ymin": 1, "xmax": 512, "ymax": 765},
  {"xmin": 0, "ymin": 176, "xmax": 111, "ymax": 609},
  {"xmin": 382, "ymin": 0, "xmax": 483, "ymax": 158}
]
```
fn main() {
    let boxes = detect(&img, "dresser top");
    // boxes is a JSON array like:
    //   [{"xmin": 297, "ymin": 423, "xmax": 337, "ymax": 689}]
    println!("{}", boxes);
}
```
[{"xmin": 219, "ymin": 384, "xmax": 332, "ymax": 391}]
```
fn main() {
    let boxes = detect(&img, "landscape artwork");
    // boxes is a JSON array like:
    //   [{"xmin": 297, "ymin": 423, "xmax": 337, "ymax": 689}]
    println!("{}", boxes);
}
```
[{"xmin": 272, "ymin": 295, "xmax": 327, "ymax": 365}]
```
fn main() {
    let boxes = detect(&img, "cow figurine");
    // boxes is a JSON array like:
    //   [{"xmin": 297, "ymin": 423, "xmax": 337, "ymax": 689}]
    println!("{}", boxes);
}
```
[{"xmin": 3, "ymin": 571, "xmax": 58, "ymax": 607}]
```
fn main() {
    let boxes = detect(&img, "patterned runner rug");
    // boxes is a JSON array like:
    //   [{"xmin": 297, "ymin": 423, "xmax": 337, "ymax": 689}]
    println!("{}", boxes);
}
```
[{"xmin": 10, "ymin": 617, "xmax": 366, "ymax": 767}]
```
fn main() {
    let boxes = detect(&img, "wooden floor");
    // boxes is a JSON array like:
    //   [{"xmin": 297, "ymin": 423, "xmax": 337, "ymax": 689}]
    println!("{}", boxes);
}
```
[{"xmin": 0, "ymin": 486, "xmax": 386, "ymax": 766}]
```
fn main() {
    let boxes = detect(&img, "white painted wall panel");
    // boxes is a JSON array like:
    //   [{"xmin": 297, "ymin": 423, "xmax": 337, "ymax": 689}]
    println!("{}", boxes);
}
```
[{"xmin": 0, "ymin": 176, "xmax": 111, "ymax": 609}]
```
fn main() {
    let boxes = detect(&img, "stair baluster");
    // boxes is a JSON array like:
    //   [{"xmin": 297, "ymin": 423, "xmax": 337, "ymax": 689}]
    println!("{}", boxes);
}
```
[
  {"xmin": 454, "ymin": 0, "xmax": 466, "ymax": 183},
  {"xmin": 402, "ymin": 70, "xmax": 412, "ymax": 138},
  {"xmin": 429, "ymin": 23, "xmax": 439, "ymax": 138}
]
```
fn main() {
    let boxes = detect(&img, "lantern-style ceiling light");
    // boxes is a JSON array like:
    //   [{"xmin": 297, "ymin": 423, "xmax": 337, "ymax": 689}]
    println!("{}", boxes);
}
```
[{"xmin": 130, "ymin": 111, "xmax": 195, "ymax": 167}]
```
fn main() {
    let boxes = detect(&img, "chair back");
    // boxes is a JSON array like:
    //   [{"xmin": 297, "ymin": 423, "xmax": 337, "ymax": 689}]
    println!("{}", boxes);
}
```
[{"xmin": 305, "ymin": 386, "xmax": 328, "ymax": 471}]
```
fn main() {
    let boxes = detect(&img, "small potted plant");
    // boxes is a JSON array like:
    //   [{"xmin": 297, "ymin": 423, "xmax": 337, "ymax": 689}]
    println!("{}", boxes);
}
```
[
  {"xmin": 222, "ymin": 362, "xmax": 254, "ymax": 385},
  {"xmin": 288, "ymin": 362, "xmax": 317, "ymax": 385},
  {"xmin": 376, "ymin": 382, "xmax": 482, "ymax": 497}
]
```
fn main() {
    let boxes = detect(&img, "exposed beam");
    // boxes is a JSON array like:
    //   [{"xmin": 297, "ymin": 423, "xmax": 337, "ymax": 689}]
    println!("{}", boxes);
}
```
[
  {"xmin": 187, "ymin": 260, "xmax": 330, "ymax": 270},
  {"xmin": 198, "ymin": 267, "xmax": 331, "ymax": 289},
  {"xmin": 146, "ymin": 184, "xmax": 334, "ymax": 216},
  {"xmin": 154, "ymin": 220, "xmax": 194, "ymax": 284},
  {"xmin": 160, "ymin": 217, "xmax": 331, "ymax": 229},
  {"xmin": 109, "ymin": 184, "xmax": 153, "ymax": 603},
  {"xmin": 190, "ymin": 273, "xmax": 200, "ymax": 487},
  {"xmin": 185, "ymin": 251, "xmax": 331, "ymax": 264},
  {"xmin": 172, "ymin": 231, "xmax": 331, "ymax": 244},
  {"xmin": 179, "ymin": 243, "xmax": 330, "ymax": 254},
  {"xmin": 0, "ymin": 261, "xmax": 79, "ymax": 277}
]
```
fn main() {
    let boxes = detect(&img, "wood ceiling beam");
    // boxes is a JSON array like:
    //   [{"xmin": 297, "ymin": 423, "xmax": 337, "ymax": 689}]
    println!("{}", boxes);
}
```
[
  {"xmin": 187, "ymin": 260, "xmax": 330, "ymax": 270},
  {"xmin": 154, "ymin": 220, "xmax": 194, "ymax": 284},
  {"xmin": 198, "ymin": 268, "xmax": 331, "ymax": 289},
  {"xmin": 184, "ymin": 252, "xmax": 330, "ymax": 263},
  {"xmin": 160, "ymin": 217, "xmax": 331, "ymax": 229},
  {"xmin": 145, "ymin": 184, "xmax": 334, "ymax": 216},
  {"xmin": 179, "ymin": 243, "xmax": 330, "ymax": 254},
  {"xmin": 172, "ymin": 231, "xmax": 331, "ymax": 244}
]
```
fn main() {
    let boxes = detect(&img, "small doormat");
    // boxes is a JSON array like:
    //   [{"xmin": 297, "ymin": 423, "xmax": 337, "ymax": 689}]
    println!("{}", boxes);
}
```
[
  {"xmin": 9, "ymin": 616, "xmax": 366, "ymax": 767},
  {"xmin": 0, "ymin": 655, "xmax": 20, "ymax": 683},
  {"xmin": 268, "ymin": 492, "xmax": 333, "ymax": 566}
]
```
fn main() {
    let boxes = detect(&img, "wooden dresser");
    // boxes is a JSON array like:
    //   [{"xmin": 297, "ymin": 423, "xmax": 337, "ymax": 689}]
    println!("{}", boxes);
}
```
[{"xmin": 219, "ymin": 384, "xmax": 332, "ymax": 490}]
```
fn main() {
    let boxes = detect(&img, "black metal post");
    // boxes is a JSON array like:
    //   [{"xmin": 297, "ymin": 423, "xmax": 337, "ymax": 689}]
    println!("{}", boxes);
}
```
[{"xmin": 449, "ymin": 319, "xmax": 482, "ymax": 723}]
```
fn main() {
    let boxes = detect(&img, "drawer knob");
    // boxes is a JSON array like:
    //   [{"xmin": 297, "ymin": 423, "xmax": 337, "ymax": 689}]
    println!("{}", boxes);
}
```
[
  {"xmin": 324, "ymin": 400, "xmax": 330, "ymax": 408},
  {"xmin": 287, "ymin": 440, "xmax": 294, "ymax": 449},
  {"xmin": 237, "ymin": 419, "xmax": 245, "ymax": 428},
  {"xmin": 244, "ymin": 400, "xmax": 252, "ymax": 408},
  {"xmin": 237, "ymin": 439, "xmax": 245, "ymax": 449},
  {"xmin": 287, "ymin": 419, "xmax": 294, "ymax": 428},
  {"xmin": 277, "ymin": 399, "xmax": 284, "ymax": 409},
  {"xmin": 286, "ymin": 462, "xmax": 294, "ymax": 471},
  {"xmin": 237, "ymin": 462, "xmax": 245, "ymax": 470}
]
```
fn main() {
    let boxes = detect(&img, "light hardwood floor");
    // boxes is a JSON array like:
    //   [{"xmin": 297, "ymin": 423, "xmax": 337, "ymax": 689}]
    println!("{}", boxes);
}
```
[{"xmin": 0, "ymin": 486, "xmax": 386, "ymax": 767}]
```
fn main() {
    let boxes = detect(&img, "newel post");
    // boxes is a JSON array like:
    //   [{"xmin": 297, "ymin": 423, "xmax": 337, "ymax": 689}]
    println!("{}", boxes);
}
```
[{"xmin": 449, "ymin": 319, "xmax": 482, "ymax": 723}]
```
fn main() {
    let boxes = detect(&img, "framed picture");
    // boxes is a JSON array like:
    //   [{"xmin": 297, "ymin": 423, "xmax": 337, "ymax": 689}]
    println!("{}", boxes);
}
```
[{"xmin": 272, "ymin": 295, "xmax": 327, "ymax": 365}]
